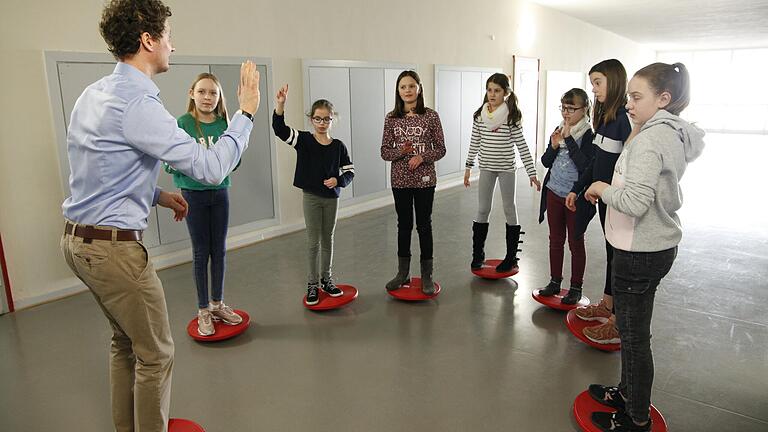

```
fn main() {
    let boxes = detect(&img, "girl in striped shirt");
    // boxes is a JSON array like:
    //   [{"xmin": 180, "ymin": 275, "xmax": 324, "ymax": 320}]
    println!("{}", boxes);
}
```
[{"xmin": 464, "ymin": 73, "xmax": 540, "ymax": 273}]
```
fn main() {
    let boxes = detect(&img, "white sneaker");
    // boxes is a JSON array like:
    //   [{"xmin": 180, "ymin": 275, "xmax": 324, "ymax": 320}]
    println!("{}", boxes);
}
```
[
  {"xmin": 209, "ymin": 302, "xmax": 243, "ymax": 325},
  {"xmin": 197, "ymin": 309, "xmax": 215, "ymax": 336}
]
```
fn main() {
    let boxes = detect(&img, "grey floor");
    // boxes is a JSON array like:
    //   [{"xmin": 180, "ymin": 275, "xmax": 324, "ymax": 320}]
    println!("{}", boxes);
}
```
[{"xmin": 2, "ymin": 133, "xmax": 767, "ymax": 432}]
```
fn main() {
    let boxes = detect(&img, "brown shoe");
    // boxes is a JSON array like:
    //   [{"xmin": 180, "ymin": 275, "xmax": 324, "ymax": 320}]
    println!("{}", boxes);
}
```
[
  {"xmin": 573, "ymin": 300, "xmax": 611, "ymax": 323},
  {"xmin": 583, "ymin": 321, "xmax": 620, "ymax": 345}
]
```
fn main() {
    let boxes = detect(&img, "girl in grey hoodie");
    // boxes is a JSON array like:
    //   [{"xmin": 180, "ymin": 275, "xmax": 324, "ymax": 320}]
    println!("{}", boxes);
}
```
[{"xmin": 582, "ymin": 63, "xmax": 705, "ymax": 432}]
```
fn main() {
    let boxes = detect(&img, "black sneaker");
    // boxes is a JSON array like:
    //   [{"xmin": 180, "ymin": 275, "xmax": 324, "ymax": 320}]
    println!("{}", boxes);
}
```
[
  {"xmin": 561, "ymin": 286, "xmax": 583, "ymax": 305},
  {"xmin": 538, "ymin": 278, "xmax": 562, "ymax": 296},
  {"xmin": 591, "ymin": 411, "xmax": 651, "ymax": 432},
  {"xmin": 306, "ymin": 283, "xmax": 320, "ymax": 305},
  {"xmin": 588, "ymin": 384, "xmax": 626, "ymax": 411},
  {"xmin": 321, "ymin": 278, "xmax": 343, "ymax": 297}
]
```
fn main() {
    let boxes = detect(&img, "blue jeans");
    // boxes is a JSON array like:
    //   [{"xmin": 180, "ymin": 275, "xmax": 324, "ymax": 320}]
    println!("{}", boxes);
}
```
[
  {"xmin": 181, "ymin": 189, "xmax": 229, "ymax": 309},
  {"xmin": 612, "ymin": 246, "xmax": 677, "ymax": 423}
]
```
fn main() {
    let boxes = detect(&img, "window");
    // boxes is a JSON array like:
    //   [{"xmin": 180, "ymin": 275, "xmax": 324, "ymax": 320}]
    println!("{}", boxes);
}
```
[{"xmin": 657, "ymin": 48, "xmax": 768, "ymax": 134}]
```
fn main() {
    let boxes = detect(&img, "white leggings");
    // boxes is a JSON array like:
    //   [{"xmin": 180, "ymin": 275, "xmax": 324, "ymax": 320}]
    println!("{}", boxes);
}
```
[{"xmin": 475, "ymin": 170, "xmax": 518, "ymax": 225}]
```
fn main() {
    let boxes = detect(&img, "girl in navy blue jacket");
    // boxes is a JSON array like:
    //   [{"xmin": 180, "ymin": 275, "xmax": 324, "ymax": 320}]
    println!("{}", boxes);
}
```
[{"xmin": 566, "ymin": 59, "xmax": 632, "ymax": 345}]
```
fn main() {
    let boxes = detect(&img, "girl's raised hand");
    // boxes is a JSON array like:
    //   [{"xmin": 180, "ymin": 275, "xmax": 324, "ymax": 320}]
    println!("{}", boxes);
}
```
[{"xmin": 276, "ymin": 84, "xmax": 289, "ymax": 105}]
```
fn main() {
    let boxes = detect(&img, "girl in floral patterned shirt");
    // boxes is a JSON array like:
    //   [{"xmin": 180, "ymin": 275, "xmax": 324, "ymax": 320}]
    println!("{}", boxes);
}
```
[{"xmin": 381, "ymin": 70, "xmax": 446, "ymax": 295}]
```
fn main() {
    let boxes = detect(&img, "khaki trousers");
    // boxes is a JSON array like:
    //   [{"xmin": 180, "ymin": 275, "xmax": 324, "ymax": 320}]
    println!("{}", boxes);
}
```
[{"xmin": 61, "ymin": 224, "xmax": 173, "ymax": 432}]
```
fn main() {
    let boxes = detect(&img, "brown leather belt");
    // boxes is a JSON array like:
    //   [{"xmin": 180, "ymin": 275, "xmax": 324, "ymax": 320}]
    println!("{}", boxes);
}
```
[{"xmin": 64, "ymin": 222, "xmax": 143, "ymax": 242}]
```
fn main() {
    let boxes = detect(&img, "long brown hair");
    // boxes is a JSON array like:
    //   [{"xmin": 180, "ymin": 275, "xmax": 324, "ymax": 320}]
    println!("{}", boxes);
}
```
[
  {"xmin": 390, "ymin": 70, "xmax": 426, "ymax": 118},
  {"xmin": 187, "ymin": 73, "xmax": 229, "ymax": 141},
  {"xmin": 473, "ymin": 73, "xmax": 522, "ymax": 126},
  {"xmin": 589, "ymin": 59, "xmax": 627, "ymax": 130},
  {"xmin": 633, "ymin": 62, "xmax": 691, "ymax": 116}
]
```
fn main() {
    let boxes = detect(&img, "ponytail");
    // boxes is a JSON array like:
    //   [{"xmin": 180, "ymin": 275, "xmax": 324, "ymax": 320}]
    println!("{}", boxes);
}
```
[
  {"xmin": 665, "ymin": 63, "xmax": 690, "ymax": 115},
  {"xmin": 634, "ymin": 62, "xmax": 691, "ymax": 115},
  {"xmin": 505, "ymin": 90, "xmax": 522, "ymax": 126}
]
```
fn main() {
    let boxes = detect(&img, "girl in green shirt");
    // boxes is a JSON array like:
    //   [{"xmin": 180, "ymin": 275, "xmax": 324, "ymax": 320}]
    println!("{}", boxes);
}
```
[{"xmin": 165, "ymin": 73, "xmax": 243, "ymax": 336}]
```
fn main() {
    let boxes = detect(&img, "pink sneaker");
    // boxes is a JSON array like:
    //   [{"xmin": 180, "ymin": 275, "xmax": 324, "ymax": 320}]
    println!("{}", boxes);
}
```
[{"xmin": 209, "ymin": 302, "xmax": 242, "ymax": 325}]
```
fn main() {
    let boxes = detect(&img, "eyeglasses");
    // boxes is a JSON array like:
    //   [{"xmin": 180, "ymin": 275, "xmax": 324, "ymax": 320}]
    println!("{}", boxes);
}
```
[
  {"xmin": 559, "ymin": 105, "xmax": 584, "ymax": 114},
  {"xmin": 311, "ymin": 116, "xmax": 333, "ymax": 124}
]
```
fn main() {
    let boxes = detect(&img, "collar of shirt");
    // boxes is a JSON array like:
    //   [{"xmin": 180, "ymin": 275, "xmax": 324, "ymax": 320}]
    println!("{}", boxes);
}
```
[{"xmin": 113, "ymin": 62, "xmax": 160, "ymax": 97}]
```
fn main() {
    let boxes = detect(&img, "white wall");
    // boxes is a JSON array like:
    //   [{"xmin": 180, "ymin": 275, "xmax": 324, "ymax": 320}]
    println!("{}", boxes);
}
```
[{"xmin": 0, "ymin": 0, "xmax": 655, "ymax": 308}]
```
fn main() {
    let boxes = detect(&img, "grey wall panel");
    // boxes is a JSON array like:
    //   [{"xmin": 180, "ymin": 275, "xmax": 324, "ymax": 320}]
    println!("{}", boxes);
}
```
[
  {"xmin": 436, "ymin": 70, "xmax": 462, "ymax": 177},
  {"xmin": 435, "ymin": 66, "xmax": 503, "ymax": 178},
  {"xmin": 58, "ymin": 62, "xmax": 116, "ymax": 131},
  {"xmin": 302, "ymin": 62, "xmax": 413, "ymax": 198},
  {"xmin": 383, "ymin": 68, "xmax": 403, "ymax": 189},
  {"xmin": 211, "ymin": 64, "xmax": 276, "ymax": 227},
  {"xmin": 56, "ymin": 61, "xmax": 161, "ymax": 247},
  {"xmin": 153, "ymin": 64, "xmax": 211, "ymax": 245},
  {"xmin": 308, "ymin": 67, "xmax": 353, "ymax": 200},
  {"xmin": 349, "ymin": 68, "xmax": 386, "ymax": 197},
  {"xmin": 460, "ymin": 72, "xmax": 482, "ymax": 174},
  {"xmin": 481, "ymin": 72, "xmax": 493, "ymax": 86}
]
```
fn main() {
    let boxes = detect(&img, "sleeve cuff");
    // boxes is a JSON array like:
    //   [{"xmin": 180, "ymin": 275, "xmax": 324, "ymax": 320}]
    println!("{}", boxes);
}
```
[
  {"xmin": 152, "ymin": 187, "xmax": 162, "ymax": 207},
  {"xmin": 601, "ymin": 185, "xmax": 617, "ymax": 205},
  {"xmin": 232, "ymin": 112, "xmax": 254, "ymax": 134}
]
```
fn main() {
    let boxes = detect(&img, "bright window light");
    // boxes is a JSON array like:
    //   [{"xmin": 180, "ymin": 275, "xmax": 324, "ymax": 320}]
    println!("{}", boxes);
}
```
[{"xmin": 657, "ymin": 48, "xmax": 768, "ymax": 134}]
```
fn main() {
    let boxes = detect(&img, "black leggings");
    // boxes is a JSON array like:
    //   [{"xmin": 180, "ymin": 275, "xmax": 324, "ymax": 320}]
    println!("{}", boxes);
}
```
[{"xmin": 393, "ymin": 187, "xmax": 435, "ymax": 260}]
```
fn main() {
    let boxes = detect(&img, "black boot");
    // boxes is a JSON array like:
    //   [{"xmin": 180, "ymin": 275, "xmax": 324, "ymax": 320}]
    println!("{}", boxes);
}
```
[
  {"xmin": 561, "ymin": 284, "xmax": 583, "ymax": 305},
  {"xmin": 386, "ymin": 256, "xmax": 410, "ymax": 291},
  {"xmin": 471, "ymin": 221, "xmax": 489, "ymax": 269},
  {"xmin": 539, "ymin": 277, "xmax": 563, "ymax": 296},
  {"xmin": 420, "ymin": 258, "xmax": 435, "ymax": 295},
  {"xmin": 495, "ymin": 224, "xmax": 523, "ymax": 273}
]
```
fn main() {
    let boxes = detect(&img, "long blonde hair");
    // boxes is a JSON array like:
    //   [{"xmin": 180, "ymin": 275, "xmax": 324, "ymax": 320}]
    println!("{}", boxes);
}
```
[{"xmin": 187, "ymin": 73, "xmax": 229, "ymax": 141}]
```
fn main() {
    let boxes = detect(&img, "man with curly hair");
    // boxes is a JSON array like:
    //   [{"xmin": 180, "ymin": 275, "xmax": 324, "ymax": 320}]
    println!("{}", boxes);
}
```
[{"xmin": 59, "ymin": 1, "xmax": 261, "ymax": 430}]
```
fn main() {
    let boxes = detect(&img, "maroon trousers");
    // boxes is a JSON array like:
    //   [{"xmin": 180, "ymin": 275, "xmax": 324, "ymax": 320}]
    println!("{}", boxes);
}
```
[{"xmin": 546, "ymin": 189, "xmax": 586, "ymax": 285}]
